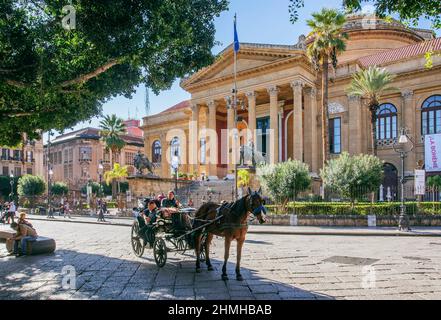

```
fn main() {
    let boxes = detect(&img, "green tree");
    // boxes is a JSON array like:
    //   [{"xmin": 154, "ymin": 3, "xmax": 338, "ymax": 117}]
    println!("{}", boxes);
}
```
[
  {"xmin": 427, "ymin": 176, "xmax": 441, "ymax": 188},
  {"xmin": 81, "ymin": 182, "xmax": 104, "ymax": 196},
  {"xmin": 0, "ymin": 0, "xmax": 228, "ymax": 146},
  {"xmin": 104, "ymin": 163, "xmax": 128, "ymax": 199},
  {"xmin": 17, "ymin": 175, "xmax": 46, "ymax": 208},
  {"xmin": 320, "ymin": 152, "xmax": 384, "ymax": 203},
  {"xmin": 289, "ymin": 0, "xmax": 441, "ymax": 29},
  {"xmin": 306, "ymin": 9, "xmax": 348, "ymax": 167},
  {"xmin": 99, "ymin": 114, "xmax": 126, "ymax": 167},
  {"xmin": 81, "ymin": 182, "xmax": 103, "ymax": 197},
  {"xmin": 346, "ymin": 66, "xmax": 397, "ymax": 156},
  {"xmin": 237, "ymin": 169, "xmax": 251, "ymax": 188},
  {"xmin": 50, "ymin": 182, "xmax": 69, "ymax": 197},
  {"xmin": 257, "ymin": 160, "xmax": 311, "ymax": 208}
]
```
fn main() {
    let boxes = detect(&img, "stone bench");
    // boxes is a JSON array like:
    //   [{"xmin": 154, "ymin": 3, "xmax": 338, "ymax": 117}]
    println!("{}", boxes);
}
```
[
  {"xmin": 6, "ymin": 236, "xmax": 56, "ymax": 255},
  {"xmin": 0, "ymin": 230, "xmax": 15, "ymax": 242}
]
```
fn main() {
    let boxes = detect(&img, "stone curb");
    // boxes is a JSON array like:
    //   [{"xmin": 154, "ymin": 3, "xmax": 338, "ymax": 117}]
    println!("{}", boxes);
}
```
[{"xmin": 23, "ymin": 216, "xmax": 441, "ymax": 237}]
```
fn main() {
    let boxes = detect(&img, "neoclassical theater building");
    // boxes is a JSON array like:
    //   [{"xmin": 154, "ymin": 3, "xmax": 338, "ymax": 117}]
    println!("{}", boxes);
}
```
[{"xmin": 143, "ymin": 15, "xmax": 441, "ymax": 193}]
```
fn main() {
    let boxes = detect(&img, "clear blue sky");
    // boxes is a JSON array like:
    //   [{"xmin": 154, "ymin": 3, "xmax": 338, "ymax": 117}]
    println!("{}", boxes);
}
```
[{"xmin": 46, "ymin": 0, "xmax": 440, "ymax": 141}]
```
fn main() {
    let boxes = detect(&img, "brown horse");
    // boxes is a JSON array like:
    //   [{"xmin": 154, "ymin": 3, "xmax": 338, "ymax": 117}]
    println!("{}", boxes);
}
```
[{"xmin": 193, "ymin": 188, "xmax": 267, "ymax": 281}]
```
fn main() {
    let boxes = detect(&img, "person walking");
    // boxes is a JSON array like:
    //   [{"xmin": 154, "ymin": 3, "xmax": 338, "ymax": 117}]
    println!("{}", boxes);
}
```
[
  {"xmin": 97, "ymin": 200, "xmax": 106, "ymax": 222},
  {"xmin": 63, "ymin": 201, "xmax": 72, "ymax": 219},
  {"xmin": 7, "ymin": 201, "xmax": 16, "ymax": 224}
]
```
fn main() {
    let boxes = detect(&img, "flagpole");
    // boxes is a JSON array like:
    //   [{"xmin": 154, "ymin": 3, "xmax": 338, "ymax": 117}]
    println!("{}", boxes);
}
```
[{"xmin": 233, "ymin": 14, "xmax": 238, "ymax": 200}]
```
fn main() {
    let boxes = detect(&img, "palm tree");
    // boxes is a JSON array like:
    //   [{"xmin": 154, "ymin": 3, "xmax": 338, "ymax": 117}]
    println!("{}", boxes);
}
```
[
  {"xmin": 346, "ymin": 66, "xmax": 397, "ymax": 156},
  {"xmin": 306, "ymin": 8, "xmax": 348, "ymax": 167},
  {"xmin": 104, "ymin": 163, "xmax": 128, "ymax": 199},
  {"xmin": 99, "ymin": 114, "xmax": 126, "ymax": 167},
  {"xmin": 99, "ymin": 114, "xmax": 126, "ymax": 199}
]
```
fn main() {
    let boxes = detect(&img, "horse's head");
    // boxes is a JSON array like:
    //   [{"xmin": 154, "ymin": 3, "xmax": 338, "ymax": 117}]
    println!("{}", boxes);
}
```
[{"xmin": 246, "ymin": 187, "xmax": 267, "ymax": 224}]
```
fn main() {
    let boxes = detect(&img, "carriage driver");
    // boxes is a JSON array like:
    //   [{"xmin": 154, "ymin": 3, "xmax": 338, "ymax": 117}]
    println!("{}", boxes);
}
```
[{"xmin": 139, "ymin": 200, "xmax": 160, "ymax": 247}]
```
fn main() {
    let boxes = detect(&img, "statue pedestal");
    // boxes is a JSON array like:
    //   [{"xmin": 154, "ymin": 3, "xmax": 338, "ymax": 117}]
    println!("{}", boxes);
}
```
[{"xmin": 127, "ymin": 175, "xmax": 193, "ymax": 198}]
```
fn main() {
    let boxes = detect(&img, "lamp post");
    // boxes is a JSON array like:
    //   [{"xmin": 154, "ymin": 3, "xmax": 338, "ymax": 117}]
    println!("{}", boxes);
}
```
[
  {"xmin": 171, "ymin": 152, "xmax": 180, "ymax": 195},
  {"xmin": 98, "ymin": 160, "xmax": 104, "ymax": 199},
  {"xmin": 393, "ymin": 127, "xmax": 414, "ymax": 232},
  {"xmin": 48, "ymin": 167, "xmax": 54, "ymax": 217},
  {"xmin": 9, "ymin": 171, "xmax": 14, "ymax": 201}
]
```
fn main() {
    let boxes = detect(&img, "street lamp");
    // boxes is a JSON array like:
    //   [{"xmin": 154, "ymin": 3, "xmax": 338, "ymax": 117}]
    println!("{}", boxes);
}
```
[
  {"xmin": 48, "ymin": 167, "xmax": 54, "ymax": 216},
  {"xmin": 171, "ymin": 152, "xmax": 180, "ymax": 195},
  {"xmin": 98, "ymin": 160, "xmax": 104, "ymax": 198},
  {"xmin": 393, "ymin": 127, "xmax": 414, "ymax": 232},
  {"xmin": 9, "ymin": 171, "xmax": 14, "ymax": 201}
]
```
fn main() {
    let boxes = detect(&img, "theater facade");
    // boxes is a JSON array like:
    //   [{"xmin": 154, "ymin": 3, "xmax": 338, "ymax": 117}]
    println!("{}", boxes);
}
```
[{"xmin": 142, "ymin": 15, "xmax": 441, "ymax": 194}]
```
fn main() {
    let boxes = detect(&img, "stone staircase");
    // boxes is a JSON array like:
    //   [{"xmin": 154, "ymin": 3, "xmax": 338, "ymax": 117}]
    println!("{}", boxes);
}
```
[{"xmin": 176, "ymin": 179, "xmax": 236, "ymax": 207}]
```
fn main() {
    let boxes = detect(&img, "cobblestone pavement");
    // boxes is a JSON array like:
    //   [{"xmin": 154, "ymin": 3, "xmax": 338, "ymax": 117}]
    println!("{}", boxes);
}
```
[{"xmin": 1, "ymin": 220, "xmax": 441, "ymax": 300}]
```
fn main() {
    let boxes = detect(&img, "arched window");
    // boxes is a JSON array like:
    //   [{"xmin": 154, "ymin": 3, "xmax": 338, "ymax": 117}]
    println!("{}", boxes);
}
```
[
  {"xmin": 152, "ymin": 140, "xmax": 162, "ymax": 164},
  {"xmin": 422, "ymin": 95, "xmax": 441, "ymax": 135},
  {"xmin": 376, "ymin": 104, "xmax": 397, "ymax": 140},
  {"xmin": 170, "ymin": 137, "xmax": 180, "ymax": 160}
]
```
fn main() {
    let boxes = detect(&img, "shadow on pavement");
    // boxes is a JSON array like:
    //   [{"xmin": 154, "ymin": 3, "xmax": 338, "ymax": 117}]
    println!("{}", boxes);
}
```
[{"xmin": 0, "ymin": 248, "xmax": 334, "ymax": 301}]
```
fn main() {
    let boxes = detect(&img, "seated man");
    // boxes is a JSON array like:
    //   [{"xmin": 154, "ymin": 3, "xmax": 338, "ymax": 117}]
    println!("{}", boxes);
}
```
[
  {"xmin": 161, "ymin": 191, "xmax": 181, "ymax": 209},
  {"xmin": 8, "ymin": 222, "xmax": 38, "ymax": 257},
  {"xmin": 139, "ymin": 200, "xmax": 160, "ymax": 247}
]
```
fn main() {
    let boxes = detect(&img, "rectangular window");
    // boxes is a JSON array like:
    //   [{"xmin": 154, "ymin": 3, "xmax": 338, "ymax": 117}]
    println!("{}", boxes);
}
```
[
  {"xmin": 58, "ymin": 151, "xmax": 62, "ymax": 164},
  {"xmin": 329, "ymin": 118, "xmax": 342, "ymax": 154},
  {"xmin": 79, "ymin": 147, "xmax": 92, "ymax": 161},
  {"xmin": 385, "ymin": 117, "xmax": 391, "ymax": 139},
  {"xmin": 200, "ymin": 138, "xmax": 206, "ymax": 164},
  {"xmin": 2, "ymin": 167, "xmax": 8, "ymax": 176},
  {"xmin": 64, "ymin": 165, "xmax": 68, "ymax": 179},
  {"xmin": 69, "ymin": 149, "xmax": 73, "ymax": 162},
  {"xmin": 14, "ymin": 167, "xmax": 21, "ymax": 177},
  {"xmin": 392, "ymin": 116, "xmax": 397, "ymax": 139},
  {"xmin": 64, "ymin": 150, "xmax": 68, "ymax": 164},
  {"xmin": 125, "ymin": 152, "xmax": 135, "ymax": 166},
  {"xmin": 13, "ymin": 150, "xmax": 20, "ymax": 161},
  {"xmin": 1, "ymin": 149, "xmax": 8, "ymax": 160},
  {"xmin": 26, "ymin": 168, "xmax": 32, "ymax": 175}
]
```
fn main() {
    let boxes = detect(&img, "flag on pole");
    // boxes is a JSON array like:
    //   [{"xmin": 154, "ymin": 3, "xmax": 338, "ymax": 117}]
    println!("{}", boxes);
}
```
[{"xmin": 234, "ymin": 14, "xmax": 240, "ymax": 53}]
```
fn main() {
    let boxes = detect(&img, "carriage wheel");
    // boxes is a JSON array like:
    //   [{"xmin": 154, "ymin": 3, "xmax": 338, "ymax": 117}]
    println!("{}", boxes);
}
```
[
  {"xmin": 153, "ymin": 238, "xmax": 167, "ymax": 268},
  {"xmin": 199, "ymin": 234, "xmax": 207, "ymax": 262},
  {"xmin": 131, "ymin": 222, "xmax": 145, "ymax": 258}
]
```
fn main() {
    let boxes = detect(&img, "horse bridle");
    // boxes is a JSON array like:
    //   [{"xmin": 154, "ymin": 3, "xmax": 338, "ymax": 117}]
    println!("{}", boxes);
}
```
[{"xmin": 246, "ymin": 193, "xmax": 267, "ymax": 217}]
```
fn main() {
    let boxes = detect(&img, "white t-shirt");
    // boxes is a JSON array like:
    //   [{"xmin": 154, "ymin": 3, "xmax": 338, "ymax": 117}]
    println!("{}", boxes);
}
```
[{"xmin": 9, "ymin": 203, "xmax": 16, "ymax": 212}]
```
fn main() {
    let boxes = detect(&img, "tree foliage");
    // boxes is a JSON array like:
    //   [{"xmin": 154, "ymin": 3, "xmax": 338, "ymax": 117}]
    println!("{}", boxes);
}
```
[
  {"xmin": 289, "ymin": 0, "xmax": 441, "ymax": 29},
  {"xmin": 427, "ymin": 175, "xmax": 441, "ymax": 188},
  {"xmin": 257, "ymin": 160, "xmax": 311, "ymax": 206},
  {"xmin": 99, "ymin": 114, "xmax": 126, "ymax": 165},
  {"xmin": 50, "ymin": 181, "xmax": 69, "ymax": 196},
  {"xmin": 17, "ymin": 175, "xmax": 46, "ymax": 197},
  {"xmin": 0, "ymin": 0, "xmax": 228, "ymax": 145},
  {"xmin": 320, "ymin": 152, "xmax": 384, "ymax": 202},
  {"xmin": 80, "ymin": 181, "xmax": 103, "ymax": 196},
  {"xmin": 346, "ymin": 66, "xmax": 397, "ymax": 155}
]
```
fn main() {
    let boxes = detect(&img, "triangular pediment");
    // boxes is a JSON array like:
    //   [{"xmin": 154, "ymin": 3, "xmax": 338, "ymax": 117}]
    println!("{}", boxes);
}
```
[{"xmin": 181, "ymin": 43, "xmax": 306, "ymax": 89}]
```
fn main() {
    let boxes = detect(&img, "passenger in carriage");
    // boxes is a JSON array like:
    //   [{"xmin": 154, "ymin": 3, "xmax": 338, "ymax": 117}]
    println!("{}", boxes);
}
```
[
  {"xmin": 161, "ymin": 191, "xmax": 181, "ymax": 209},
  {"xmin": 139, "ymin": 200, "xmax": 160, "ymax": 247}
]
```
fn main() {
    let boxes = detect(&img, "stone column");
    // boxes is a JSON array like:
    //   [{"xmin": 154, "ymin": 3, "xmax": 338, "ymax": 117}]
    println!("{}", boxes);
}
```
[
  {"xmin": 309, "ymin": 87, "xmax": 319, "ymax": 174},
  {"xmin": 159, "ymin": 133, "xmax": 168, "ymax": 179},
  {"xmin": 246, "ymin": 91, "xmax": 257, "ymax": 145},
  {"xmin": 268, "ymin": 86, "xmax": 279, "ymax": 164},
  {"xmin": 208, "ymin": 100, "xmax": 218, "ymax": 178},
  {"xmin": 291, "ymin": 80, "xmax": 304, "ymax": 162},
  {"xmin": 348, "ymin": 94, "xmax": 362, "ymax": 155},
  {"xmin": 402, "ymin": 89, "xmax": 416, "ymax": 173},
  {"xmin": 190, "ymin": 104, "xmax": 200, "ymax": 175},
  {"xmin": 226, "ymin": 97, "xmax": 236, "ymax": 174}
]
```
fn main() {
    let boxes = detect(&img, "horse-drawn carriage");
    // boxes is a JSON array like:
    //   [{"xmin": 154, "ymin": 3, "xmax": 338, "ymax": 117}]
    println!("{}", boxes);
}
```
[
  {"xmin": 130, "ymin": 207, "xmax": 210, "ymax": 267},
  {"xmin": 130, "ymin": 189, "xmax": 267, "ymax": 281}
]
